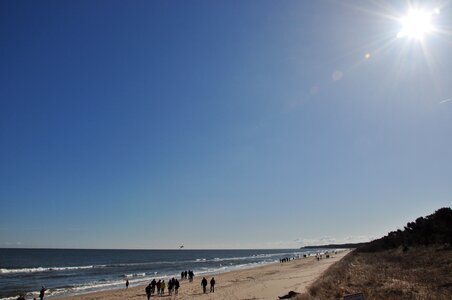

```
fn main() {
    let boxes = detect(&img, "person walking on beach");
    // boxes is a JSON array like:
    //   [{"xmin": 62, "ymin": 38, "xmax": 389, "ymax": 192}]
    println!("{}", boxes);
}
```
[
  {"xmin": 39, "ymin": 286, "xmax": 46, "ymax": 300},
  {"xmin": 174, "ymin": 279, "xmax": 180, "ymax": 295},
  {"xmin": 160, "ymin": 280, "xmax": 166, "ymax": 296},
  {"xmin": 201, "ymin": 277, "xmax": 208, "ymax": 293},
  {"xmin": 150, "ymin": 279, "xmax": 156, "ymax": 295},
  {"xmin": 156, "ymin": 280, "xmax": 161, "ymax": 295},
  {"xmin": 188, "ymin": 270, "xmax": 194, "ymax": 282},
  {"xmin": 126, "ymin": 279, "xmax": 129, "ymax": 289},
  {"xmin": 168, "ymin": 278, "xmax": 173, "ymax": 295},
  {"xmin": 145, "ymin": 284, "xmax": 151, "ymax": 300},
  {"xmin": 210, "ymin": 277, "xmax": 215, "ymax": 293}
]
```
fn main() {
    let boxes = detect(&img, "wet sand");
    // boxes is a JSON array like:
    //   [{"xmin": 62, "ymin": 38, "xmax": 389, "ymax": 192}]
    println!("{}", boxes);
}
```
[{"xmin": 60, "ymin": 250, "xmax": 349, "ymax": 300}]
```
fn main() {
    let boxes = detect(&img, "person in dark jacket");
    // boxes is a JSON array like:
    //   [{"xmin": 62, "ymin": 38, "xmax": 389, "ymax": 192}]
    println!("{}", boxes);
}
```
[
  {"xmin": 156, "ymin": 280, "xmax": 161, "ymax": 295},
  {"xmin": 168, "ymin": 279, "xmax": 173, "ymax": 295},
  {"xmin": 210, "ymin": 277, "xmax": 216, "ymax": 292},
  {"xmin": 174, "ymin": 279, "xmax": 180, "ymax": 295},
  {"xmin": 150, "ymin": 279, "xmax": 156, "ymax": 294},
  {"xmin": 201, "ymin": 277, "xmax": 208, "ymax": 293},
  {"xmin": 39, "ymin": 286, "xmax": 47, "ymax": 300},
  {"xmin": 145, "ymin": 284, "xmax": 151, "ymax": 300}
]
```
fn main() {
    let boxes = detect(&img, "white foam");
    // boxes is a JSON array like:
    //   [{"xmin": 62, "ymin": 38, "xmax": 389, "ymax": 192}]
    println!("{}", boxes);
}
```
[
  {"xmin": 192, "ymin": 251, "xmax": 303, "ymax": 264},
  {"xmin": 124, "ymin": 272, "xmax": 146, "ymax": 278},
  {"xmin": 0, "ymin": 265, "xmax": 98, "ymax": 274}
]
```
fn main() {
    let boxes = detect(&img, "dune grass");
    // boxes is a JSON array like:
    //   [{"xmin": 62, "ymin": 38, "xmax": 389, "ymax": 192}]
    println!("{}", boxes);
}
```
[{"xmin": 297, "ymin": 245, "xmax": 452, "ymax": 300}]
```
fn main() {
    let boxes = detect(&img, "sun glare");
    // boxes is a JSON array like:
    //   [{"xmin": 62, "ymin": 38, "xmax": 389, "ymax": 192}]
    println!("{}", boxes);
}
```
[{"xmin": 397, "ymin": 9, "xmax": 438, "ymax": 40}]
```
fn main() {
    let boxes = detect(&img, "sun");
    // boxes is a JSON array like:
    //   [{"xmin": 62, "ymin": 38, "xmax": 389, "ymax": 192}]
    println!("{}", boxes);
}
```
[{"xmin": 397, "ymin": 9, "xmax": 437, "ymax": 40}]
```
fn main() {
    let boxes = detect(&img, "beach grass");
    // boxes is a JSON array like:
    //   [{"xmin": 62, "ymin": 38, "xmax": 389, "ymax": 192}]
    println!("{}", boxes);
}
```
[{"xmin": 296, "ymin": 245, "xmax": 452, "ymax": 300}]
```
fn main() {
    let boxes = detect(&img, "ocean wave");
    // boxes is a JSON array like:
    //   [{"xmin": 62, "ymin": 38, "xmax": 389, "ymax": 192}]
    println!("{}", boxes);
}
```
[
  {"xmin": 0, "ymin": 276, "xmax": 153, "ymax": 300},
  {"xmin": 124, "ymin": 272, "xmax": 146, "ymax": 278},
  {"xmin": 195, "ymin": 258, "xmax": 206, "ymax": 262},
  {"xmin": 1, "ymin": 252, "xmax": 304, "ymax": 276},
  {"xmin": 0, "ymin": 265, "xmax": 102, "ymax": 274},
  {"xmin": 193, "ymin": 251, "xmax": 301, "ymax": 263},
  {"xmin": 0, "ymin": 297, "xmax": 18, "ymax": 300},
  {"xmin": 0, "ymin": 252, "xmax": 308, "ymax": 276},
  {"xmin": 0, "ymin": 260, "xmax": 187, "ymax": 276}
]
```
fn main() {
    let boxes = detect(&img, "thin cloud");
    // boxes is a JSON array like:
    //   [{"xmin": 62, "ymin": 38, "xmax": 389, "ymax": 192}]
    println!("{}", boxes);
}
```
[
  {"xmin": 332, "ymin": 70, "xmax": 344, "ymax": 81},
  {"xmin": 297, "ymin": 236, "xmax": 337, "ymax": 247},
  {"xmin": 439, "ymin": 98, "xmax": 452, "ymax": 104}
]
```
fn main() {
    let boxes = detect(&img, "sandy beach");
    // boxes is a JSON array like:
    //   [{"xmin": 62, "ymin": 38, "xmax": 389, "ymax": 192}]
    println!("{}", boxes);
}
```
[{"xmin": 61, "ymin": 250, "xmax": 349, "ymax": 300}]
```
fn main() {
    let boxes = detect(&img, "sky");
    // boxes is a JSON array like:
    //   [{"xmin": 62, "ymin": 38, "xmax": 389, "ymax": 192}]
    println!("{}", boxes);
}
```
[{"xmin": 0, "ymin": 0, "xmax": 451, "ymax": 249}]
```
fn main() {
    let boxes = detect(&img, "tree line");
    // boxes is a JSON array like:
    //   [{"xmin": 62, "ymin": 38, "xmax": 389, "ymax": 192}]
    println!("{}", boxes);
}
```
[{"xmin": 358, "ymin": 207, "xmax": 452, "ymax": 252}]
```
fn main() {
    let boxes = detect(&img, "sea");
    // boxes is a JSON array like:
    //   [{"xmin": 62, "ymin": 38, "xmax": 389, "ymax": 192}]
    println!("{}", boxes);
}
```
[{"xmin": 0, "ymin": 248, "xmax": 325, "ymax": 299}]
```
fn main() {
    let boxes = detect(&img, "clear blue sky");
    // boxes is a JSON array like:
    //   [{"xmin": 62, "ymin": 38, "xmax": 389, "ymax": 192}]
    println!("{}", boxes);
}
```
[{"xmin": 1, "ymin": 1, "xmax": 451, "ymax": 249}]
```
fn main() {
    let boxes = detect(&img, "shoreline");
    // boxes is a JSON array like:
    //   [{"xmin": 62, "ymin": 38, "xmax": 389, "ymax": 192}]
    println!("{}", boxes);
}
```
[{"xmin": 59, "ymin": 250, "xmax": 350, "ymax": 299}]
